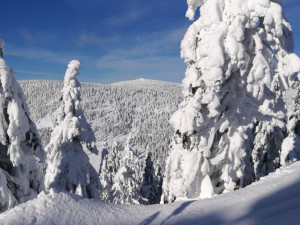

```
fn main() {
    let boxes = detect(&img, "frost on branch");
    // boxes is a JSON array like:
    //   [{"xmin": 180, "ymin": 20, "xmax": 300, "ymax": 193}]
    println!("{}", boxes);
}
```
[
  {"xmin": 163, "ymin": 0, "xmax": 300, "ymax": 203},
  {"xmin": 45, "ymin": 60, "xmax": 100, "ymax": 199},
  {"xmin": 0, "ymin": 53, "xmax": 44, "ymax": 212}
]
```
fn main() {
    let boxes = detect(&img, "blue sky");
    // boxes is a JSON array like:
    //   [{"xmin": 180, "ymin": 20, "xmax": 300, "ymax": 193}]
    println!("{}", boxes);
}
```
[{"xmin": 1, "ymin": 0, "xmax": 300, "ymax": 84}]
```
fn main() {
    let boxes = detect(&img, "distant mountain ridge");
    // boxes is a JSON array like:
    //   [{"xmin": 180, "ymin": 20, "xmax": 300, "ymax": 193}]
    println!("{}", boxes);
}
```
[{"xmin": 111, "ymin": 78, "xmax": 180, "ymax": 87}]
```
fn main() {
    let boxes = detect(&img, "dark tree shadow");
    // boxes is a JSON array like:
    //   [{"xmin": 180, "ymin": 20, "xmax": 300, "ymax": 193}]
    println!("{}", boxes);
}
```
[
  {"xmin": 228, "ymin": 179, "xmax": 300, "ymax": 225},
  {"xmin": 169, "ymin": 179, "xmax": 300, "ymax": 225},
  {"xmin": 161, "ymin": 201, "xmax": 195, "ymax": 225},
  {"xmin": 139, "ymin": 212, "xmax": 160, "ymax": 225}
]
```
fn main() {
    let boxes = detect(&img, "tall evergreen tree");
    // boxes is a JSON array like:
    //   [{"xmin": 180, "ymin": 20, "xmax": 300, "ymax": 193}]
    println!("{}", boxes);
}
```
[
  {"xmin": 45, "ymin": 60, "xmax": 100, "ymax": 199},
  {"xmin": 155, "ymin": 165, "xmax": 163, "ymax": 203},
  {"xmin": 141, "ymin": 152, "xmax": 160, "ymax": 204},
  {"xmin": 281, "ymin": 83, "xmax": 300, "ymax": 165},
  {"xmin": 0, "ymin": 40, "xmax": 44, "ymax": 212},
  {"xmin": 99, "ymin": 141, "xmax": 124, "ymax": 202},
  {"xmin": 111, "ymin": 136, "xmax": 142, "ymax": 204},
  {"xmin": 109, "ymin": 141, "xmax": 121, "ymax": 174},
  {"xmin": 163, "ymin": 0, "xmax": 300, "ymax": 203},
  {"xmin": 99, "ymin": 142, "xmax": 112, "ymax": 201}
]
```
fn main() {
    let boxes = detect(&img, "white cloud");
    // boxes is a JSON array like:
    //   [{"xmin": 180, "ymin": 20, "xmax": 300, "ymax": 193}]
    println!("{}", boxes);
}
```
[
  {"xmin": 106, "ymin": 6, "xmax": 150, "ymax": 27},
  {"xmin": 96, "ymin": 26, "xmax": 188, "ymax": 82},
  {"xmin": 76, "ymin": 31, "xmax": 119, "ymax": 47},
  {"xmin": 96, "ymin": 50, "xmax": 185, "ymax": 83},
  {"xmin": 5, "ymin": 25, "xmax": 188, "ymax": 83},
  {"xmin": 6, "ymin": 44, "xmax": 91, "ymax": 66},
  {"xmin": 18, "ymin": 28, "xmax": 57, "ymax": 45},
  {"xmin": 13, "ymin": 69, "xmax": 62, "ymax": 79}
]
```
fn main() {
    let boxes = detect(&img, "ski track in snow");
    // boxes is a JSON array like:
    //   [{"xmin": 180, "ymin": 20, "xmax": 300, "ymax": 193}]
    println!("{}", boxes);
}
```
[{"xmin": 1, "ymin": 161, "xmax": 300, "ymax": 225}]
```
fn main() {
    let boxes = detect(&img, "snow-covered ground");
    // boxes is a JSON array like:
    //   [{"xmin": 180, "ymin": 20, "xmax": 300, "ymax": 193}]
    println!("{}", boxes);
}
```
[{"xmin": 1, "ymin": 161, "xmax": 300, "ymax": 225}]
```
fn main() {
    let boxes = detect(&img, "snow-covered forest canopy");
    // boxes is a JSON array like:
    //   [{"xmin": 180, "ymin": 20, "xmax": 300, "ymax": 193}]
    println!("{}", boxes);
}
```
[
  {"xmin": 19, "ymin": 79, "xmax": 181, "ymax": 172},
  {"xmin": 1, "ymin": 0, "xmax": 300, "ymax": 224},
  {"xmin": 17, "ymin": 79, "xmax": 180, "ymax": 204}
]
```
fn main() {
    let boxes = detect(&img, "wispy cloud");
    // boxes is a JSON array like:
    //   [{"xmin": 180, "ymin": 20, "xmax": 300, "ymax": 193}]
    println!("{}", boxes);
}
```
[
  {"xmin": 98, "ymin": 54, "xmax": 183, "ymax": 74},
  {"xmin": 62, "ymin": 0, "xmax": 102, "ymax": 8},
  {"xmin": 14, "ymin": 69, "xmax": 62, "ymax": 78},
  {"xmin": 106, "ymin": 6, "xmax": 150, "ymax": 27},
  {"xmin": 76, "ymin": 31, "xmax": 119, "ymax": 47},
  {"xmin": 5, "ymin": 25, "xmax": 188, "ymax": 83},
  {"xmin": 96, "ymin": 26, "xmax": 187, "ymax": 82},
  {"xmin": 6, "ymin": 44, "xmax": 91, "ymax": 65},
  {"xmin": 18, "ymin": 28, "xmax": 57, "ymax": 45}
]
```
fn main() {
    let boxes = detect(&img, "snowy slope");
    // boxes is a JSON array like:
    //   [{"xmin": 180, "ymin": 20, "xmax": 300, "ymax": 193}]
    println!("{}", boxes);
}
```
[{"xmin": 1, "ymin": 161, "xmax": 300, "ymax": 225}]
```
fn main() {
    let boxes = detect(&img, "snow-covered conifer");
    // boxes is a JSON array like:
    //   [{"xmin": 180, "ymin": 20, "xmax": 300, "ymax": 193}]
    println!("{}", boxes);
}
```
[
  {"xmin": 155, "ymin": 165, "xmax": 163, "ymax": 202},
  {"xmin": 109, "ymin": 141, "xmax": 121, "ymax": 174},
  {"xmin": 251, "ymin": 120, "xmax": 283, "ymax": 180},
  {"xmin": 0, "ymin": 43, "xmax": 44, "ymax": 212},
  {"xmin": 99, "ymin": 142, "xmax": 113, "ymax": 201},
  {"xmin": 141, "ymin": 151, "xmax": 160, "ymax": 204},
  {"xmin": 281, "ymin": 81, "xmax": 300, "ymax": 166},
  {"xmin": 45, "ymin": 60, "xmax": 100, "ymax": 199},
  {"xmin": 0, "ymin": 39, "xmax": 4, "ymax": 58},
  {"xmin": 99, "ymin": 141, "xmax": 123, "ymax": 202},
  {"xmin": 163, "ymin": 0, "xmax": 300, "ymax": 202},
  {"xmin": 111, "ymin": 136, "xmax": 142, "ymax": 204}
]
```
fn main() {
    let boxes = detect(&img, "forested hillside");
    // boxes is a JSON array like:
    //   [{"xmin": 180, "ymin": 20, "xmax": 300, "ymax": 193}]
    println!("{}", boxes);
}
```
[{"xmin": 19, "ymin": 79, "xmax": 182, "ymax": 170}]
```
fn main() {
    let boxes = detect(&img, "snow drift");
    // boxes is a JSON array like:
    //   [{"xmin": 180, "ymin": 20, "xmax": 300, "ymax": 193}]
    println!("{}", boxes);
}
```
[{"xmin": 1, "ymin": 161, "xmax": 300, "ymax": 225}]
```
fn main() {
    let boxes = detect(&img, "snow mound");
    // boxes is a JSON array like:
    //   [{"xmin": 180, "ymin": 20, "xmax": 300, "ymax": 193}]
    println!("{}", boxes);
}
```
[{"xmin": 1, "ymin": 162, "xmax": 300, "ymax": 225}]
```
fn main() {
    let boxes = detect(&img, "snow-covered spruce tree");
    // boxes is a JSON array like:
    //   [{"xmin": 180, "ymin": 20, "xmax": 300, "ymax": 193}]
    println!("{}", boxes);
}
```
[
  {"xmin": 281, "ymin": 65, "xmax": 300, "ymax": 165},
  {"xmin": 0, "ymin": 42, "xmax": 44, "ymax": 212},
  {"xmin": 251, "ymin": 74, "xmax": 285, "ymax": 180},
  {"xmin": 99, "ymin": 141, "xmax": 123, "ymax": 202},
  {"xmin": 109, "ymin": 141, "xmax": 121, "ymax": 175},
  {"xmin": 45, "ymin": 60, "xmax": 100, "ymax": 199},
  {"xmin": 162, "ymin": 0, "xmax": 300, "ymax": 202},
  {"xmin": 99, "ymin": 142, "xmax": 113, "ymax": 201},
  {"xmin": 141, "ymin": 151, "xmax": 160, "ymax": 204},
  {"xmin": 155, "ymin": 165, "xmax": 163, "ymax": 201},
  {"xmin": 111, "ymin": 136, "xmax": 143, "ymax": 204}
]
